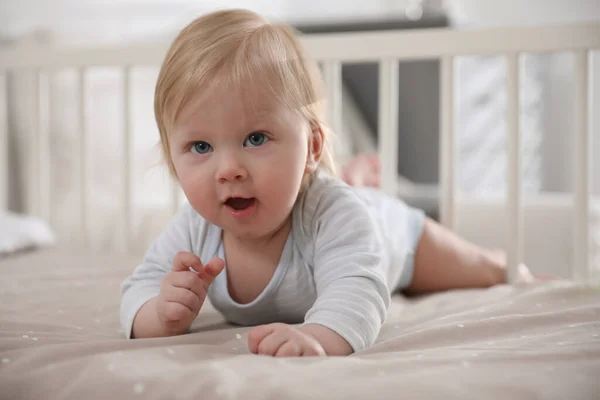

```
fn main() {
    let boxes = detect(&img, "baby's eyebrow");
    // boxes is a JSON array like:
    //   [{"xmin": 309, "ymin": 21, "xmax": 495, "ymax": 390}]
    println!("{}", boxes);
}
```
[{"xmin": 172, "ymin": 128, "xmax": 211, "ymax": 141}]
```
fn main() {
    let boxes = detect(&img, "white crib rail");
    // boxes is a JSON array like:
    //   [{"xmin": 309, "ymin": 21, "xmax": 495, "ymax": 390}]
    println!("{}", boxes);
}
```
[
  {"xmin": 506, "ymin": 53, "xmax": 523, "ymax": 284},
  {"xmin": 38, "ymin": 70, "xmax": 51, "ymax": 226},
  {"xmin": 122, "ymin": 66, "xmax": 133, "ymax": 253},
  {"xmin": 77, "ymin": 68, "xmax": 89, "ymax": 247},
  {"xmin": 0, "ymin": 71, "xmax": 7, "ymax": 211},
  {"xmin": 323, "ymin": 61, "xmax": 343, "ymax": 140},
  {"xmin": 574, "ymin": 51, "xmax": 591, "ymax": 282},
  {"xmin": 439, "ymin": 56, "xmax": 456, "ymax": 231},
  {"xmin": 0, "ymin": 23, "xmax": 599, "ymax": 282},
  {"xmin": 322, "ymin": 60, "xmax": 343, "ymax": 175},
  {"xmin": 378, "ymin": 59, "xmax": 399, "ymax": 197},
  {"xmin": 27, "ymin": 70, "xmax": 40, "ymax": 219}
]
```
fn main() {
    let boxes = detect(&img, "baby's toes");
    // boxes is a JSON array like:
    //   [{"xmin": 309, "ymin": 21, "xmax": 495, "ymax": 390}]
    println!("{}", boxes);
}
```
[
  {"xmin": 516, "ymin": 264, "xmax": 535, "ymax": 284},
  {"xmin": 366, "ymin": 154, "xmax": 381, "ymax": 172}
]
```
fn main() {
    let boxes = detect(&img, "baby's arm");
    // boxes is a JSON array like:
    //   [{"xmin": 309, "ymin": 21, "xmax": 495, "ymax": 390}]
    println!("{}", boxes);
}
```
[
  {"xmin": 298, "ymin": 323, "xmax": 353, "ymax": 355},
  {"xmin": 120, "ymin": 204, "xmax": 221, "ymax": 338},
  {"xmin": 303, "ymin": 186, "xmax": 390, "ymax": 354},
  {"xmin": 132, "ymin": 252, "xmax": 223, "ymax": 338}
]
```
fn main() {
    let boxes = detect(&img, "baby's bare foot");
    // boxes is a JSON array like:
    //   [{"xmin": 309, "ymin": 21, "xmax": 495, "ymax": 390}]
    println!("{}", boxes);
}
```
[
  {"xmin": 487, "ymin": 249, "xmax": 556, "ymax": 283},
  {"xmin": 341, "ymin": 154, "xmax": 381, "ymax": 188}
]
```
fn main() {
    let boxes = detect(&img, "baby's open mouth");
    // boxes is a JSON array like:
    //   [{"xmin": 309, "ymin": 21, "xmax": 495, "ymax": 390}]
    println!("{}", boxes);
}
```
[{"xmin": 225, "ymin": 197, "xmax": 255, "ymax": 211}]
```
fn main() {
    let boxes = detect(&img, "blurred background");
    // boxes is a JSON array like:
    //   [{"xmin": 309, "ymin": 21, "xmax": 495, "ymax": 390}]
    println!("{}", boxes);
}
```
[
  {"xmin": 2, "ymin": 0, "xmax": 599, "ymax": 195},
  {"xmin": 1, "ymin": 0, "xmax": 599, "ymax": 277}
]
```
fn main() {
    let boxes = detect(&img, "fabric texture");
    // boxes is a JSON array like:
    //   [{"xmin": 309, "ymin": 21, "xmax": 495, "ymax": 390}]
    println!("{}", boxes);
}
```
[{"xmin": 1, "ymin": 247, "xmax": 599, "ymax": 400}]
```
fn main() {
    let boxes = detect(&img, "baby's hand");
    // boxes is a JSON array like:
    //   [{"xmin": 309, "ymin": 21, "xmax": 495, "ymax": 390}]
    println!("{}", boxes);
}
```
[
  {"xmin": 156, "ymin": 251, "xmax": 224, "ymax": 335},
  {"xmin": 248, "ymin": 323, "xmax": 326, "ymax": 357}
]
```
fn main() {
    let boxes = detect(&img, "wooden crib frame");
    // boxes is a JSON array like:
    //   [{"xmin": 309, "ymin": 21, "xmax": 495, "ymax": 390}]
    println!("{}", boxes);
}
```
[{"xmin": 0, "ymin": 21, "xmax": 599, "ymax": 283}]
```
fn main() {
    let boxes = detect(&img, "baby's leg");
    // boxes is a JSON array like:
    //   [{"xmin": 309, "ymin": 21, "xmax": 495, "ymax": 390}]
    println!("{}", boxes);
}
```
[
  {"xmin": 405, "ymin": 218, "xmax": 533, "ymax": 295},
  {"xmin": 342, "ymin": 152, "xmax": 536, "ymax": 293}
]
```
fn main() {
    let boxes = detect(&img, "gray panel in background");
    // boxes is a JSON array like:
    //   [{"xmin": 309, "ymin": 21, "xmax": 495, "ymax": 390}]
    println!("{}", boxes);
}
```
[{"xmin": 296, "ymin": 13, "xmax": 448, "ymax": 185}]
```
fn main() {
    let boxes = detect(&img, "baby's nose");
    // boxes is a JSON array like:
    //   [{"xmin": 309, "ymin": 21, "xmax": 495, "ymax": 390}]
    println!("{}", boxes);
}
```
[{"xmin": 216, "ymin": 155, "xmax": 247, "ymax": 183}]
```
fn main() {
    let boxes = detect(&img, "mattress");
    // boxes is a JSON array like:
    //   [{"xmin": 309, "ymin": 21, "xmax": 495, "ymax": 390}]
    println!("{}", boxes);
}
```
[{"xmin": 1, "ymin": 247, "xmax": 599, "ymax": 399}]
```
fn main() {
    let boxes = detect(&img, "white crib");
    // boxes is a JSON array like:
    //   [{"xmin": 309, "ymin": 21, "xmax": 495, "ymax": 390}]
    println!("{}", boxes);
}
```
[{"xmin": 0, "ymin": 22, "xmax": 599, "ymax": 284}]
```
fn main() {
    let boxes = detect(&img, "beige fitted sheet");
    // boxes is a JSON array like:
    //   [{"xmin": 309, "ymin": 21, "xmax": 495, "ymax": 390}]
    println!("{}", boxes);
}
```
[{"xmin": 1, "ymin": 247, "xmax": 599, "ymax": 400}]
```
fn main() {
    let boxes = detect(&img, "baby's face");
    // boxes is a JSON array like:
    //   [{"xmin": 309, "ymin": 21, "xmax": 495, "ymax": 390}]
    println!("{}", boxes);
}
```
[{"xmin": 170, "ymin": 84, "xmax": 310, "ymax": 241}]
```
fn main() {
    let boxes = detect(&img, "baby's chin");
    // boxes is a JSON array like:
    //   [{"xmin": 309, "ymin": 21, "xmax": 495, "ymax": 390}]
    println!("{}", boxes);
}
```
[
  {"xmin": 221, "ymin": 226, "xmax": 276, "ymax": 242},
  {"xmin": 220, "ymin": 215, "xmax": 293, "ymax": 242}
]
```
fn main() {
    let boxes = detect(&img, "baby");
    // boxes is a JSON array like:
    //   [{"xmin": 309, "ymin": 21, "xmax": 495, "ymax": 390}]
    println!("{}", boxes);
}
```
[{"xmin": 120, "ymin": 8, "xmax": 534, "ymax": 357}]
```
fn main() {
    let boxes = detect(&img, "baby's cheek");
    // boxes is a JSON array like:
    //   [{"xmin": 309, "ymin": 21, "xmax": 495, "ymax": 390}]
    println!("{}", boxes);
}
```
[
  {"xmin": 271, "ymin": 172, "xmax": 302, "ymax": 202},
  {"xmin": 180, "ymin": 177, "xmax": 201, "ymax": 200},
  {"xmin": 179, "ymin": 176, "xmax": 216, "ymax": 213}
]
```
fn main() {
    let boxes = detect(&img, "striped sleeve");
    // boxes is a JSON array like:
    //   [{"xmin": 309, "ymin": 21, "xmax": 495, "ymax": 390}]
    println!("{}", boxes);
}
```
[{"xmin": 302, "ymin": 183, "xmax": 391, "ymax": 352}]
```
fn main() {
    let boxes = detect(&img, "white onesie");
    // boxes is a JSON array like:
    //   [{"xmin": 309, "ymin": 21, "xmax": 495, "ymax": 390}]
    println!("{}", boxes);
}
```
[{"xmin": 120, "ymin": 170, "xmax": 425, "ymax": 352}]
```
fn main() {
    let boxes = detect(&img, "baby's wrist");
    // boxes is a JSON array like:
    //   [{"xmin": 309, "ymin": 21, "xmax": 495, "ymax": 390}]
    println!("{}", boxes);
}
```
[
  {"xmin": 133, "ymin": 297, "xmax": 186, "ymax": 338},
  {"xmin": 156, "ymin": 309, "xmax": 189, "ymax": 337},
  {"xmin": 299, "ymin": 323, "xmax": 353, "ymax": 356}
]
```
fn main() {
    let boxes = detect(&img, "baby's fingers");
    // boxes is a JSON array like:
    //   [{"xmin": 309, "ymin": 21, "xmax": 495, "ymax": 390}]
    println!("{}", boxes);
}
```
[
  {"xmin": 274, "ymin": 341, "xmax": 302, "ymax": 357},
  {"xmin": 249, "ymin": 323, "xmax": 290, "ymax": 356},
  {"xmin": 301, "ymin": 343, "xmax": 326, "ymax": 357},
  {"xmin": 169, "ymin": 272, "xmax": 206, "ymax": 299},
  {"xmin": 163, "ymin": 286, "xmax": 201, "ymax": 314},
  {"xmin": 196, "ymin": 258, "xmax": 225, "ymax": 285},
  {"xmin": 248, "ymin": 324, "xmax": 277, "ymax": 354},
  {"xmin": 172, "ymin": 251, "xmax": 203, "ymax": 273}
]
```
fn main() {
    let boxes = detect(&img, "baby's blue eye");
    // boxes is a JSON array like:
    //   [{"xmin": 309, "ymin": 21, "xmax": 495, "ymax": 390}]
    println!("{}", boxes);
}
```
[
  {"xmin": 191, "ymin": 141, "xmax": 212, "ymax": 154},
  {"xmin": 244, "ymin": 132, "xmax": 269, "ymax": 148}
]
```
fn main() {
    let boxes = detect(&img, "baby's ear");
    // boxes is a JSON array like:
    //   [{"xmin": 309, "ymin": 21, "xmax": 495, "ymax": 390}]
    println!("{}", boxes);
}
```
[{"xmin": 306, "ymin": 123, "xmax": 324, "ymax": 173}]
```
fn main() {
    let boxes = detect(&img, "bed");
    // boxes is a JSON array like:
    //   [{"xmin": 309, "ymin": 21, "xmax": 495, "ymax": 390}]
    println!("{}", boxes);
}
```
[
  {"xmin": 1, "ymin": 247, "xmax": 599, "ymax": 399},
  {"xmin": 1, "ymin": 17, "xmax": 600, "ymax": 400}
]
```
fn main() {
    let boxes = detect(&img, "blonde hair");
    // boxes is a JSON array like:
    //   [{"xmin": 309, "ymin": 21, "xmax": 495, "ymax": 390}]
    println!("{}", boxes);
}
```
[{"xmin": 154, "ymin": 8, "xmax": 337, "ymax": 183}]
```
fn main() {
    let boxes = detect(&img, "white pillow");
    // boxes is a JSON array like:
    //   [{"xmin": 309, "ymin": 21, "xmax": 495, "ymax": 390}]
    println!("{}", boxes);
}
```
[{"xmin": 0, "ymin": 211, "xmax": 56, "ymax": 256}]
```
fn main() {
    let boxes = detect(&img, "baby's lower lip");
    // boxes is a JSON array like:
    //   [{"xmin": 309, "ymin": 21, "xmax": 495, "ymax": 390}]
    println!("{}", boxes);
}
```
[{"xmin": 225, "ymin": 199, "xmax": 256, "ymax": 218}]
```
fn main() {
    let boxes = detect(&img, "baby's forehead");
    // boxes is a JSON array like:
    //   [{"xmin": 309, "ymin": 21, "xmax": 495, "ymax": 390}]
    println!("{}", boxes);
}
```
[
  {"xmin": 174, "ymin": 84, "xmax": 299, "ymax": 134},
  {"xmin": 183, "ymin": 90, "xmax": 280, "ymax": 121}
]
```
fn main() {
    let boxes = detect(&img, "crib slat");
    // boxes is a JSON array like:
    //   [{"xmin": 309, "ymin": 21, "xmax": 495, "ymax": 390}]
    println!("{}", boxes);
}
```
[
  {"xmin": 439, "ymin": 56, "xmax": 456, "ymax": 230},
  {"xmin": 0, "ymin": 71, "xmax": 7, "ymax": 211},
  {"xmin": 378, "ymin": 59, "xmax": 399, "ymax": 196},
  {"xmin": 323, "ymin": 61, "xmax": 343, "ymax": 153},
  {"xmin": 38, "ymin": 70, "xmax": 51, "ymax": 224},
  {"xmin": 78, "ymin": 68, "xmax": 88, "ymax": 246},
  {"xmin": 574, "ymin": 50, "xmax": 591, "ymax": 281},
  {"xmin": 28, "ymin": 70, "xmax": 41, "ymax": 217},
  {"xmin": 122, "ymin": 66, "xmax": 132, "ymax": 252},
  {"xmin": 506, "ymin": 53, "xmax": 522, "ymax": 284}
]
